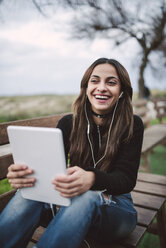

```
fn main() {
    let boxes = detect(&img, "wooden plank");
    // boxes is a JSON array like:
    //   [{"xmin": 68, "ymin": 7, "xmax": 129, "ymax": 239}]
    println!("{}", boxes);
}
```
[
  {"xmin": 135, "ymin": 206, "xmax": 156, "ymax": 227},
  {"xmin": 0, "ymin": 154, "xmax": 14, "ymax": 179},
  {"xmin": 138, "ymin": 172, "xmax": 166, "ymax": 185},
  {"xmin": 142, "ymin": 124, "xmax": 166, "ymax": 154},
  {"xmin": 0, "ymin": 144, "xmax": 11, "ymax": 156},
  {"xmin": 0, "ymin": 113, "xmax": 67, "ymax": 145},
  {"xmin": 31, "ymin": 226, "xmax": 126, "ymax": 248},
  {"xmin": 32, "ymin": 225, "xmax": 146, "ymax": 248},
  {"xmin": 31, "ymin": 226, "xmax": 45, "ymax": 243},
  {"xmin": 119, "ymin": 225, "xmax": 146, "ymax": 248},
  {"xmin": 27, "ymin": 241, "xmax": 36, "ymax": 248},
  {"xmin": 133, "ymin": 107, "xmax": 147, "ymax": 117},
  {"xmin": 26, "ymin": 241, "xmax": 35, "ymax": 248},
  {"xmin": 82, "ymin": 241, "xmax": 126, "ymax": 248},
  {"xmin": 132, "ymin": 99, "xmax": 147, "ymax": 107},
  {"xmin": 132, "ymin": 191, "xmax": 165, "ymax": 210},
  {"xmin": 134, "ymin": 181, "xmax": 166, "ymax": 197},
  {"xmin": 80, "ymin": 238, "xmax": 126, "ymax": 248}
]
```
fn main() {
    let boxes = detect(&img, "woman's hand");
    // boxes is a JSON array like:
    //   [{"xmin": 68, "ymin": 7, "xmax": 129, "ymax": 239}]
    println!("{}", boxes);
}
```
[
  {"xmin": 7, "ymin": 164, "xmax": 36, "ymax": 189},
  {"xmin": 52, "ymin": 166, "xmax": 95, "ymax": 198}
]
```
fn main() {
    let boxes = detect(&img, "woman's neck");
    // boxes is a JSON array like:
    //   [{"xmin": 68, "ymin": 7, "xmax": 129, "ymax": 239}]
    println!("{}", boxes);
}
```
[
  {"xmin": 92, "ymin": 110, "xmax": 111, "ymax": 125},
  {"xmin": 93, "ymin": 115, "xmax": 104, "ymax": 125}
]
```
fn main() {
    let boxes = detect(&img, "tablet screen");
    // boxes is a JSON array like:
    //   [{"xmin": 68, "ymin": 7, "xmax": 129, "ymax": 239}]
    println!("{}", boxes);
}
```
[{"xmin": 7, "ymin": 126, "xmax": 71, "ymax": 206}]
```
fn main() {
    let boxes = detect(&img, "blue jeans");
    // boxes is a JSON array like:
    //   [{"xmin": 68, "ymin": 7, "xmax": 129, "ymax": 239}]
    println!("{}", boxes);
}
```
[{"xmin": 0, "ymin": 190, "xmax": 137, "ymax": 248}]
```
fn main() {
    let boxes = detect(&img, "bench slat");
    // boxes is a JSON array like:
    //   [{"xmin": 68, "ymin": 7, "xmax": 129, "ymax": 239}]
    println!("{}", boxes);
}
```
[
  {"xmin": 134, "ymin": 181, "xmax": 166, "ymax": 197},
  {"xmin": 31, "ymin": 225, "xmax": 146, "ymax": 248},
  {"xmin": 138, "ymin": 172, "xmax": 166, "ymax": 185},
  {"xmin": 0, "ymin": 154, "xmax": 13, "ymax": 179},
  {"xmin": 0, "ymin": 144, "xmax": 11, "ymax": 156},
  {"xmin": 135, "ymin": 206, "xmax": 156, "ymax": 227},
  {"xmin": 31, "ymin": 226, "xmax": 126, "ymax": 248},
  {"xmin": 120, "ymin": 225, "xmax": 146, "ymax": 248},
  {"xmin": 0, "ymin": 114, "xmax": 66, "ymax": 145},
  {"xmin": 142, "ymin": 124, "xmax": 166, "ymax": 154},
  {"xmin": 132, "ymin": 191, "xmax": 165, "ymax": 210}
]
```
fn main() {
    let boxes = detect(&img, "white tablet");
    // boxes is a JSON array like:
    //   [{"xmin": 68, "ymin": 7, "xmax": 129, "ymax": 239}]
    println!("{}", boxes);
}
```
[{"xmin": 7, "ymin": 126, "xmax": 71, "ymax": 206}]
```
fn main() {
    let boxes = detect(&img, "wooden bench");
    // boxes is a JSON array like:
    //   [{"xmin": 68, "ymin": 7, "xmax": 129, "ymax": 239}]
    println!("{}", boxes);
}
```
[
  {"xmin": 0, "ymin": 114, "xmax": 166, "ymax": 248},
  {"xmin": 133, "ymin": 99, "xmax": 152, "ymax": 128},
  {"xmin": 133, "ymin": 99, "xmax": 166, "ymax": 172},
  {"xmin": 153, "ymin": 98, "xmax": 166, "ymax": 124}
]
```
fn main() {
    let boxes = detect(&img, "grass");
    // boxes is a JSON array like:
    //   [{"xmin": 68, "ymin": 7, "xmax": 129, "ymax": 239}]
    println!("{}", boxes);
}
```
[
  {"xmin": 0, "ymin": 178, "xmax": 12, "ymax": 194},
  {"xmin": 151, "ymin": 117, "xmax": 166, "ymax": 125}
]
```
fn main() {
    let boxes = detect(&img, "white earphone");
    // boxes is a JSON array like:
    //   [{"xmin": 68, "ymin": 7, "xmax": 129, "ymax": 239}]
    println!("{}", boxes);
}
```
[{"xmin": 119, "ymin": 91, "xmax": 123, "ymax": 99}]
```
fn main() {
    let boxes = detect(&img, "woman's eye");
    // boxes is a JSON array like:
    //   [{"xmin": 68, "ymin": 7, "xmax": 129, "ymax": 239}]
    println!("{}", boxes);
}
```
[
  {"xmin": 107, "ymin": 81, "xmax": 117, "ymax": 85},
  {"xmin": 90, "ymin": 79, "xmax": 98, "ymax": 83}
]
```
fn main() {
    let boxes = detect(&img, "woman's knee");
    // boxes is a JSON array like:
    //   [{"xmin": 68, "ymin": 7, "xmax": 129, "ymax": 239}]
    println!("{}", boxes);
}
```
[
  {"xmin": 76, "ymin": 190, "xmax": 98, "ymax": 201},
  {"xmin": 71, "ymin": 190, "xmax": 100, "ymax": 209}
]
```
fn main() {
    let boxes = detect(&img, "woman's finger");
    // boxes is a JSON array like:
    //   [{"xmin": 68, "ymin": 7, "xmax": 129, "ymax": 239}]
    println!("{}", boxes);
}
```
[
  {"xmin": 10, "ymin": 182, "xmax": 35, "ymax": 189},
  {"xmin": 8, "ymin": 177, "xmax": 36, "ymax": 185},
  {"xmin": 8, "ymin": 164, "xmax": 28, "ymax": 172},
  {"xmin": 8, "ymin": 177, "xmax": 36, "ymax": 189},
  {"xmin": 7, "ymin": 168, "xmax": 33, "ymax": 179},
  {"xmin": 53, "ymin": 177, "xmax": 80, "ymax": 189}
]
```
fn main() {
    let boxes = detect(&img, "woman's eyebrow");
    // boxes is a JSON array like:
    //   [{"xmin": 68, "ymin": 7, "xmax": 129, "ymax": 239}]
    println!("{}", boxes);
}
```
[
  {"xmin": 91, "ymin": 75, "xmax": 119, "ymax": 81},
  {"xmin": 90, "ymin": 75, "xmax": 100, "ymax": 78}
]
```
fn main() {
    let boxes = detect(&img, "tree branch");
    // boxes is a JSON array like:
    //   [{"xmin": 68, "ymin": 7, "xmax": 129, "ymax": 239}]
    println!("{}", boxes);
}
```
[{"xmin": 32, "ymin": 0, "xmax": 48, "ymax": 17}]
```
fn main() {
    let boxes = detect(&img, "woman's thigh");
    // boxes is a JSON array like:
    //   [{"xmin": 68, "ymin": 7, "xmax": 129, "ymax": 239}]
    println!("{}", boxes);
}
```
[
  {"xmin": 0, "ymin": 190, "xmax": 44, "ymax": 231},
  {"xmin": 0, "ymin": 190, "xmax": 45, "ymax": 248},
  {"xmin": 89, "ymin": 192, "xmax": 137, "ymax": 242}
]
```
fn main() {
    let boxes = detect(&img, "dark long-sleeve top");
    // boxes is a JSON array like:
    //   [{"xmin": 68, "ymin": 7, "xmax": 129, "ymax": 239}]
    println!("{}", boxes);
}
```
[{"xmin": 57, "ymin": 114, "xmax": 144, "ymax": 196}]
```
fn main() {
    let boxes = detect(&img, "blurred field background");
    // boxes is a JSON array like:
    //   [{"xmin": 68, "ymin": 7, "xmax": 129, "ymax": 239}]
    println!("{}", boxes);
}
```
[
  {"xmin": 0, "ymin": 89, "xmax": 166, "ymax": 123},
  {"xmin": 0, "ymin": 94, "xmax": 77, "ymax": 123}
]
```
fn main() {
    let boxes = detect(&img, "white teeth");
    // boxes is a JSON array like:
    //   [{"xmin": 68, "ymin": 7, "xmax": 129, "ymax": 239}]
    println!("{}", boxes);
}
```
[{"xmin": 95, "ymin": 95, "xmax": 109, "ymax": 100}]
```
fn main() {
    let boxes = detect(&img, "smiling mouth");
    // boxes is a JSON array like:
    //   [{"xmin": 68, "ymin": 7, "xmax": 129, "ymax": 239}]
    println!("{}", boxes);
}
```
[{"xmin": 94, "ymin": 95, "xmax": 111, "ymax": 100}]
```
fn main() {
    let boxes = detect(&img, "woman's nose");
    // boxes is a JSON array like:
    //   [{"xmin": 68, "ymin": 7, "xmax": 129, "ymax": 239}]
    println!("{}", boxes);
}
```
[{"xmin": 97, "ymin": 82, "xmax": 107, "ymax": 92}]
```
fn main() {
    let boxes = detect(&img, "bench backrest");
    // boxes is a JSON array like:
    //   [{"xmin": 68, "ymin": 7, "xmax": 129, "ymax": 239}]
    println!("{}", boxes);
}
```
[
  {"xmin": 0, "ymin": 113, "xmax": 67, "ymax": 180},
  {"xmin": 153, "ymin": 98, "xmax": 166, "ymax": 123},
  {"xmin": 132, "ymin": 99, "xmax": 151, "ymax": 127}
]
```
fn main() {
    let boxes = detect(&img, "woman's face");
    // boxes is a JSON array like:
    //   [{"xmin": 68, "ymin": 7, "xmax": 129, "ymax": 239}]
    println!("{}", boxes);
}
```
[{"xmin": 87, "ymin": 63, "xmax": 121, "ymax": 115}]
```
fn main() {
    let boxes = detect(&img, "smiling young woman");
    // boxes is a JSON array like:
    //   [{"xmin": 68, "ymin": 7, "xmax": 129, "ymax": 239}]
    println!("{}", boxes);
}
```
[
  {"xmin": 0, "ymin": 58, "xmax": 144, "ymax": 248},
  {"xmin": 70, "ymin": 58, "xmax": 135, "ymax": 172}
]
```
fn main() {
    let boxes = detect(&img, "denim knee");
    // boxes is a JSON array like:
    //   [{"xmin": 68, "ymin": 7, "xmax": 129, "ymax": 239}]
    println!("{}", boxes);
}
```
[{"xmin": 71, "ymin": 190, "xmax": 100, "ymax": 206}]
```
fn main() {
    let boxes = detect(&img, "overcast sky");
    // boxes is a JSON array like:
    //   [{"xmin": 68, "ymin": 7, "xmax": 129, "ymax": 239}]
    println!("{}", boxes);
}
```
[{"xmin": 0, "ymin": 1, "xmax": 165, "ymax": 96}]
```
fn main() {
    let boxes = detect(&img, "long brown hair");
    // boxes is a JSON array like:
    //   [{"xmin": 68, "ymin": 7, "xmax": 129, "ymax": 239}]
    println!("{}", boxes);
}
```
[{"xmin": 69, "ymin": 58, "xmax": 133, "ymax": 171}]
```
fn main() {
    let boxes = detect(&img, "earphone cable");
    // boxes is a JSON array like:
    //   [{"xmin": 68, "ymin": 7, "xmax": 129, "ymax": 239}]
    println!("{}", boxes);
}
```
[
  {"xmin": 50, "ymin": 203, "xmax": 55, "ymax": 218},
  {"xmin": 94, "ymin": 98, "xmax": 119, "ymax": 167},
  {"xmin": 85, "ymin": 99, "xmax": 96, "ymax": 166},
  {"xmin": 85, "ymin": 97, "xmax": 120, "ymax": 168},
  {"xmin": 84, "ymin": 239, "xmax": 91, "ymax": 248}
]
